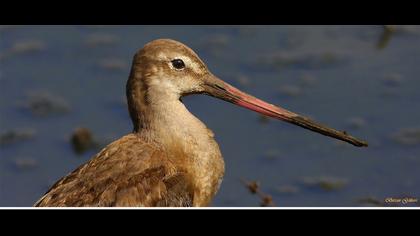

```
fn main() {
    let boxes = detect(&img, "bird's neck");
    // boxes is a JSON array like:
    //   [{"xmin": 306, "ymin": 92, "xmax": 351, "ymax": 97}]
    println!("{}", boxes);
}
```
[
  {"xmin": 144, "ymin": 98, "xmax": 212, "ymax": 144},
  {"xmin": 127, "ymin": 73, "xmax": 217, "ymax": 154},
  {"xmin": 127, "ymin": 74, "xmax": 225, "ymax": 206}
]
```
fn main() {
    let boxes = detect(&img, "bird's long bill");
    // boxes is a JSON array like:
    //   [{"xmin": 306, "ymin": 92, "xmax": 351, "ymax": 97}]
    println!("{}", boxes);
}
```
[{"xmin": 203, "ymin": 74, "xmax": 368, "ymax": 147}]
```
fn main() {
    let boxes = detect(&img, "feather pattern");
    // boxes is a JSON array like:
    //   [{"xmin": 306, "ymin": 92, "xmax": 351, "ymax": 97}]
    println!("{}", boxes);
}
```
[{"xmin": 35, "ymin": 134, "xmax": 196, "ymax": 207}]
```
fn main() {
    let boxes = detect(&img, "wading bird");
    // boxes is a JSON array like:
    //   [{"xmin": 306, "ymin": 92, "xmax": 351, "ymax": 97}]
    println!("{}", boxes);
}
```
[{"xmin": 34, "ymin": 39, "xmax": 367, "ymax": 207}]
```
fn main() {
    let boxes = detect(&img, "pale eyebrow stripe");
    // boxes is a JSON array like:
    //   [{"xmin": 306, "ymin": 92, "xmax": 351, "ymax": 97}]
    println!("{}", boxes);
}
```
[
  {"xmin": 161, "ymin": 54, "xmax": 202, "ymax": 74},
  {"xmin": 178, "ymin": 56, "xmax": 197, "ymax": 69}
]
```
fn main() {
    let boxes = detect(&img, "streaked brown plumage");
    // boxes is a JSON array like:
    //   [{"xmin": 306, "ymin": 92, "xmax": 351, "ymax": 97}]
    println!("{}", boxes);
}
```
[
  {"xmin": 35, "ymin": 39, "xmax": 367, "ymax": 207},
  {"xmin": 35, "ymin": 134, "xmax": 202, "ymax": 206}
]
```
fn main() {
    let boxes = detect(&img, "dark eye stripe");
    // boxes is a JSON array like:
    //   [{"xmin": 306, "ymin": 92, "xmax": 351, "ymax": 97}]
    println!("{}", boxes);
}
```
[{"xmin": 171, "ymin": 59, "xmax": 185, "ymax": 70}]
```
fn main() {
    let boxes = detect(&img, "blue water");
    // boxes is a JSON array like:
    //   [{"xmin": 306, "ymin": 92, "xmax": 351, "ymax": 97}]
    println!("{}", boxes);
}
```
[{"xmin": 1, "ymin": 25, "xmax": 419, "ymax": 207}]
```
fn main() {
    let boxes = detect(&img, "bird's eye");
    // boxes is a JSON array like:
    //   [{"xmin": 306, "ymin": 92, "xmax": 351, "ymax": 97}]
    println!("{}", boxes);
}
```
[{"xmin": 171, "ymin": 59, "xmax": 185, "ymax": 70}]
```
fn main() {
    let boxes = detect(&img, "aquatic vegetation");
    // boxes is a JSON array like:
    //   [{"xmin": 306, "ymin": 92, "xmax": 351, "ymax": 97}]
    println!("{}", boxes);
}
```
[
  {"xmin": 242, "ymin": 179, "xmax": 275, "ymax": 207},
  {"xmin": 0, "ymin": 128, "xmax": 36, "ymax": 147},
  {"xmin": 13, "ymin": 157, "xmax": 38, "ymax": 171},
  {"xmin": 0, "ymin": 39, "xmax": 46, "ymax": 60},
  {"xmin": 356, "ymin": 196, "xmax": 384, "ymax": 207},
  {"xmin": 301, "ymin": 176, "xmax": 348, "ymax": 192},
  {"xmin": 391, "ymin": 128, "xmax": 420, "ymax": 146},
  {"xmin": 20, "ymin": 92, "xmax": 70, "ymax": 117},
  {"xmin": 70, "ymin": 127, "xmax": 96, "ymax": 155},
  {"xmin": 9, "ymin": 40, "xmax": 46, "ymax": 55},
  {"xmin": 377, "ymin": 25, "xmax": 397, "ymax": 50}
]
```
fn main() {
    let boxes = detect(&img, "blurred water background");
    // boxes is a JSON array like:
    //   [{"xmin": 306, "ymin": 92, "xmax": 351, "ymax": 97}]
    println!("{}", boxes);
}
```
[{"xmin": 1, "ymin": 25, "xmax": 419, "ymax": 207}]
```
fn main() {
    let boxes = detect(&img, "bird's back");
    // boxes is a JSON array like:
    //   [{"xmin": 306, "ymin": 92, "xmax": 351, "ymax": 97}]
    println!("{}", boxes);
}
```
[{"xmin": 34, "ymin": 134, "xmax": 195, "ymax": 207}]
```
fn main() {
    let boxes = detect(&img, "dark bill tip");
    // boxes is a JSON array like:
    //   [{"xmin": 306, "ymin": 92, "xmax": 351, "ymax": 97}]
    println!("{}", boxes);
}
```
[{"xmin": 290, "ymin": 116, "xmax": 368, "ymax": 147}]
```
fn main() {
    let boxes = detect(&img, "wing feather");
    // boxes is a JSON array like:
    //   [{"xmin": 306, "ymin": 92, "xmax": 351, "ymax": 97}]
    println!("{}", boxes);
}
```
[{"xmin": 34, "ymin": 134, "xmax": 194, "ymax": 207}]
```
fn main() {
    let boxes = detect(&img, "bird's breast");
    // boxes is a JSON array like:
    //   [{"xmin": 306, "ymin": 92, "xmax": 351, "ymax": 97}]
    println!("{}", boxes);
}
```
[
  {"xmin": 162, "ymin": 128, "xmax": 224, "ymax": 207},
  {"xmin": 143, "ymin": 100, "xmax": 226, "ymax": 206}
]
